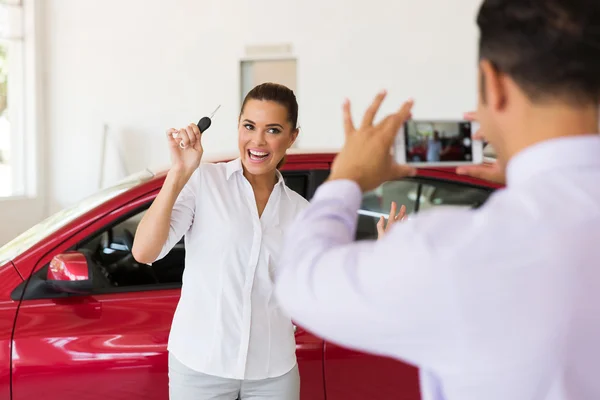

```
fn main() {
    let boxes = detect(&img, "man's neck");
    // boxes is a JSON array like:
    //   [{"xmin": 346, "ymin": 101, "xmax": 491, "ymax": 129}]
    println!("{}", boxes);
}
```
[{"xmin": 503, "ymin": 105, "xmax": 599, "ymax": 163}]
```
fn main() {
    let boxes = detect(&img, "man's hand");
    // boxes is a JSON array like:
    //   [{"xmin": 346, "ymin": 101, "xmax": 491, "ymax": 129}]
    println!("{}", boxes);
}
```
[
  {"xmin": 328, "ymin": 91, "xmax": 417, "ymax": 192},
  {"xmin": 455, "ymin": 112, "xmax": 506, "ymax": 185}
]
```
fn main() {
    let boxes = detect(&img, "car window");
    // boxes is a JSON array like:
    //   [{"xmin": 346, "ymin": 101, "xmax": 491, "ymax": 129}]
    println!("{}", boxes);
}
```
[
  {"xmin": 417, "ymin": 180, "xmax": 490, "ymax": 212},
  {"xmin": 356, "ymin": 178, "xmax": 493, "ymax": 240},
  {"xmin": 357, "ymin": 180, "xmax": 420, "ymax": 240},
  {"xmin": 282, "ymin": 169, "xmax": 330, "ymax": 201},
  {"xmin": 283, "ymin": 173, "xmax": 309, "ymax": 198},
  {"xmin": 75, "ymin": 207, "xmax": 185, "ymax": 291}
]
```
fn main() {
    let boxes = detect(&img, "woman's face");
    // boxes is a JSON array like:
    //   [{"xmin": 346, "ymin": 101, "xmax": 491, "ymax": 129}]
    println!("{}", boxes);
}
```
[{"xmin": 238, "ymin": 99, "xmax": 298, "ymax": 176}]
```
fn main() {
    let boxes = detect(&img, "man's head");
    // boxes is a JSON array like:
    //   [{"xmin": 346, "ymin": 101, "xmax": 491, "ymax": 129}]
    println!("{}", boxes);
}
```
[{"xmin": 476, "ymin": 0, "xmax": 600, "ymax": 163}]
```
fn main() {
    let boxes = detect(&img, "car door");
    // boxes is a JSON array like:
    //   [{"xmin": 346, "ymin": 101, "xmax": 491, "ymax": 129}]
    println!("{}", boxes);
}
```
[
  {"xmin": 10, "ymin": 192, "xmax": 182, "ymax": 400},
  {"xmin": 324, "ymin": 176, "xmax": 494, "ymax": 400},
  {"xmin": 0, "ymin": 261, "xmax": 22, "ymax": 400}
]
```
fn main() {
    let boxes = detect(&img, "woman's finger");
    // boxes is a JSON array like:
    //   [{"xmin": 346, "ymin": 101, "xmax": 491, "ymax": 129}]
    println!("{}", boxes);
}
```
[
  {"xmin": 377, "ymin": 216, "xmax": 386, "ymax": 239},
  {"xmin": 396, "ymin": 204, "xmax": 407, "ymax": 221},
  {"xmin": 190, "ymin": 123, "xmax": 201, "ymax": 139},
  {"xmin": 178, "ymin": 128, "xmax": 190, "ymax": 149},
  {"xmin": 387, "ymin": 201, "xmax": 398, "ymax": 229},
  {"xmin": 166, "ymin": 128, "xmax": 179, "ymax": 147},
  {"xmin": 184, "ymin": 125, "xmax": 196, "ymax": 148},
  {"xmin": 166, "ymin": 128, "xmax": 177, "ymax": 138}
]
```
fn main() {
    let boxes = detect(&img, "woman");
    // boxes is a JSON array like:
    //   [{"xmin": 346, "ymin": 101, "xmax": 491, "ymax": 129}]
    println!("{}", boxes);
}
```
[{"xmin": 132, "ymin": 83, "xmax": 307, "ymax": 400}]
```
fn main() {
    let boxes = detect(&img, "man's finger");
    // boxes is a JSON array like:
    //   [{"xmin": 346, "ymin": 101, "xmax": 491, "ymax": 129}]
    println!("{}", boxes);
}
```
[
  {"xmin": 456, "ymin": 165, "xmax": 494, "ymax": 180},
  {"xmin": 379, "ymin": 99, "xmax": 414, "ymax": 145},
  {"xmin": 343, "ymin": 99, "xmax": 356, "ymax": 137},
  {"xmin": 360, "ymin": 90, "xmax": 387, "ymax": 129},
  {"xmin": 473, "ymin": 128, "xmax": 485, "ymax": 141},
  {"xmin": 388, "ymin": 162, "xmax": 417, "ymax": 180},
  {"xmin": 456, "ymin": 163, "xmax": 505, "ymax": 185},
  {"xmin": 464, "ymin": 111, "xmax": 478, "ymax": 121}
]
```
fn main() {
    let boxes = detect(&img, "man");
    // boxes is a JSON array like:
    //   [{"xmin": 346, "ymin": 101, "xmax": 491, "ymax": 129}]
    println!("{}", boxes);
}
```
[{"xmin": 274, "ymin": 1, "xmax": 600, "ymax": 399}]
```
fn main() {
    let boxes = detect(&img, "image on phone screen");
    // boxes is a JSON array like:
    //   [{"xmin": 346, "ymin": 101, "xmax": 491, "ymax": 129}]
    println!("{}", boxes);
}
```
[{"xmin": 404, "ymin": 120, "xmax": 475, "ymax": 164}]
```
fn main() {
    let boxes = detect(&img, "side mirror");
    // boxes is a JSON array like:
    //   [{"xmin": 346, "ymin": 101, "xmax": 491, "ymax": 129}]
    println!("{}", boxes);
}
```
[{"xmin": 47, "ymin": 251, "xmax": 94, "ymax": 294}]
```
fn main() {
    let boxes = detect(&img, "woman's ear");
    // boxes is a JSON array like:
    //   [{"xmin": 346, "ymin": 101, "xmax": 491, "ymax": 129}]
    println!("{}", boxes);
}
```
[{"xmin": 289, "ymin": 127, "xmax": 300, "ymax": 148}]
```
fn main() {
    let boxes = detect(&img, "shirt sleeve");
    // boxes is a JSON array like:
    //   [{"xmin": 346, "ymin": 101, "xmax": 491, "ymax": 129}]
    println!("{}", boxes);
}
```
[
  {"xmin": 153, "ymin": 168, "xmax": 199, "ymax": 262},
  {"xmin": 274, "ymin": 179, "xmax": 461, "ymax": 369}
]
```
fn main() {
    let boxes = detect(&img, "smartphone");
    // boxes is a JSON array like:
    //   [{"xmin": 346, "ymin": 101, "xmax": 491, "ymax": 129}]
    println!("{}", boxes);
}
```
[{"xmin": 394, "ymin": 119, "xmax": 484, "ymax": 167}]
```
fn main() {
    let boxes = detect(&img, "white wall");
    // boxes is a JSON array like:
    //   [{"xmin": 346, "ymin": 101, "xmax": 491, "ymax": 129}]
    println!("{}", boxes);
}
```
[{"xmin": 2, "ymin": 0, "xmax": 483, "ymax": 244}]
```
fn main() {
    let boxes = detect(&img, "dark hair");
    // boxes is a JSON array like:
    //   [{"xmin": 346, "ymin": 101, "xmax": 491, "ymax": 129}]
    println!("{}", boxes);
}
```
[
  {"xmin": 240, "ymin": 83, "xmax": 299, "ymax": 169},
  {"xmin": 477, "ymin": 0, "xmax": 600, "ymax": 105}
]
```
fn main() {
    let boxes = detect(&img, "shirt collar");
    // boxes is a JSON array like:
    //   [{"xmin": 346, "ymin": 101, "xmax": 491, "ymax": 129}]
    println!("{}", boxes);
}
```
[
  {"xmin": 225, "ymin": 157, "xmax": 291, "ymax": 199},
  {"xmin": 506, "ymin": 134, "xmax": 600, "ymax": 186},
  {"xmin": 225, "ymin": 158, "xmax": 243, "ymax": 180}
]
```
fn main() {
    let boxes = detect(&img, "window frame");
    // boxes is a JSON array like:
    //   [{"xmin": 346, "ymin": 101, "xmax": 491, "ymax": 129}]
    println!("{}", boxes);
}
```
[
  {"xmin": 12, "ymin": 199, "xmax": 188, "ymax": 301},
  {"xmin": 0, "ymin": 0, "xmax": 41, "ymax": 200},
  {"xmin": 10, "ymin": 188, "xmax": 177, "ymax": 301},
  {"xmin": 73, "ymin": 202, "xmax": 186, "ymax": 293}
]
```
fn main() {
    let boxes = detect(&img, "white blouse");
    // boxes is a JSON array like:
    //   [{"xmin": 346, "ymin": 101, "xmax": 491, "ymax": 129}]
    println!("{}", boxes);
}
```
[{"xmin": 154, "ymin": 158, "xmax": 309, "ymax": 380}]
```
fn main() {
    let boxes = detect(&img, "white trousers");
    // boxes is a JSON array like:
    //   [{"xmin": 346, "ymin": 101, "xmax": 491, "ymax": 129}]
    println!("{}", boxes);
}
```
[{"xmin": 168, "ymin": 353, "xmax": 300, "ymax": 400}]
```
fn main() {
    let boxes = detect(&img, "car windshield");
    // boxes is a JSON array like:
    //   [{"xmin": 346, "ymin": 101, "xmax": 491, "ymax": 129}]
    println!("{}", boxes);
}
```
[{"xmin": 0, "ymin": 169, "xmax": 155, "ymax": 266}]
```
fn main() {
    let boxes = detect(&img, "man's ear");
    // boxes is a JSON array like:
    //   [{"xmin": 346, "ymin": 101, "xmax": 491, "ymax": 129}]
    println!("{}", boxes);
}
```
[{"xmin": 480, "ymin": 60, "xmax": 507, "ymax": 112}]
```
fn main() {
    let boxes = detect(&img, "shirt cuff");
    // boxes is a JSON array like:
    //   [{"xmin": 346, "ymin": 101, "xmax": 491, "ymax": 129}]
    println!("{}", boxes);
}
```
[{"xmin": 312, "ymin": 179, "xmax": 363, "ymax": 211}]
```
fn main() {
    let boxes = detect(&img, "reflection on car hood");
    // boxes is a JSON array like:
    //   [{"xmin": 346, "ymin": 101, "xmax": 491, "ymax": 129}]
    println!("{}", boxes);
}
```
[{"xmin": 0, "ymin": 169, "xmax": 154, "ymax": 266}]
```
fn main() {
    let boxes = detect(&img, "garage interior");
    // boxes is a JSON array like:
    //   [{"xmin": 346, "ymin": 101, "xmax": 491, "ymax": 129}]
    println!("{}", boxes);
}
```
[{"xmin": 0, "ymin": 1, "xmax": 494, "ymax": 400}]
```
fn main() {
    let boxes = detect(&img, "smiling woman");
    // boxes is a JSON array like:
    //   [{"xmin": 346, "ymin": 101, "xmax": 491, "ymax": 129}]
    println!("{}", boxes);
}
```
[
  {"xmin": 239, "ymin": 83, "xmax": 299, "ymax": 173},
  {"xmin": 131, "ymin": 82, "xmax": 307, "ymax": 400}
]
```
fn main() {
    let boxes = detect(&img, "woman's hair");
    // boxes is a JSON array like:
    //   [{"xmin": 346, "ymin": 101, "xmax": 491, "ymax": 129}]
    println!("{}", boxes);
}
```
[{"xmin": 240, "ymin": 82, "xmax": 299, "ymax": 169}]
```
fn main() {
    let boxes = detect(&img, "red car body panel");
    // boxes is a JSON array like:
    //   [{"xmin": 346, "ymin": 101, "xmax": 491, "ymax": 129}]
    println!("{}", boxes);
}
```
[
  {"xmin": 1, "ymin": 152, "xmax": 499, "ymax": 400},
  {"xmin": 0, "ymin": 261, "xmax": 22, "ymax": 400},
  {"xmin": 324, "ymin": 343, "xmax": 421, "ymax": 400}
]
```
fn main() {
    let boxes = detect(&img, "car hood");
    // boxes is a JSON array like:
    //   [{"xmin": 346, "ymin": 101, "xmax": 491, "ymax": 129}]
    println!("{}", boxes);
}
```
[{"xmin": 0, "ymin": 169, "xmax": 154, "ymax": 266}]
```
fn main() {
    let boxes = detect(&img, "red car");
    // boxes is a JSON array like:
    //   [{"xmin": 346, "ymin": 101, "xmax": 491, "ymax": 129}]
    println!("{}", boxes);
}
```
[{"xmin": 0, "ymin": 151, "xmax": 501, "ymax": 400}]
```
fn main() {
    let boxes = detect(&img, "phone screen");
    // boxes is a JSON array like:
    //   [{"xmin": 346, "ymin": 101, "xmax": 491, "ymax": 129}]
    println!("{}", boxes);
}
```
[{"xmin": 404, "ymin": 120, "xmax": 474, "ymax": 164}]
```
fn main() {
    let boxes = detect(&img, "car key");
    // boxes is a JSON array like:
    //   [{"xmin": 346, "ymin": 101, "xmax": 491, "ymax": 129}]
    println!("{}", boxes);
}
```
[
  {"xmin": 197, "ymin": 104, "xmax": 221, "ymax": 133},
  {"xmin": 174, "ymin": 104, "xmax": 221, "ymax": 149}
]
